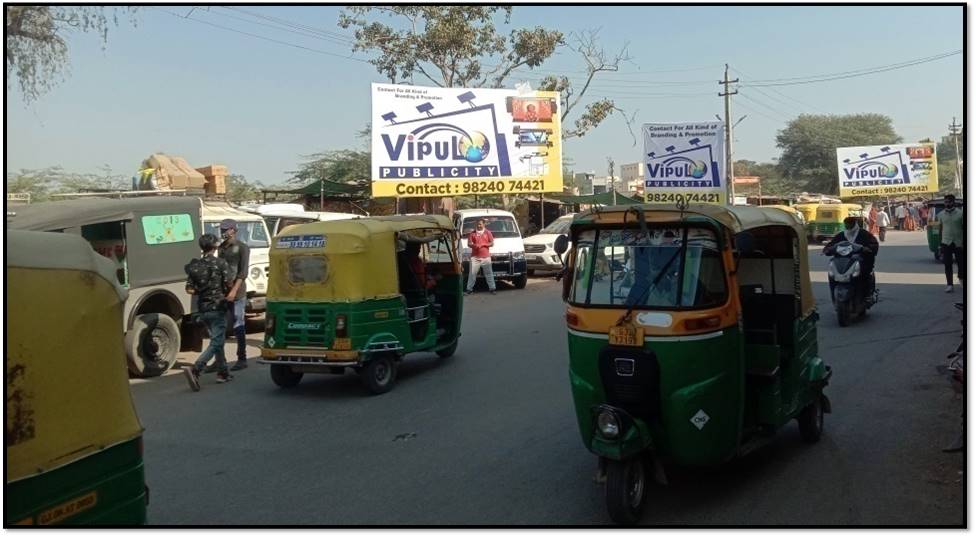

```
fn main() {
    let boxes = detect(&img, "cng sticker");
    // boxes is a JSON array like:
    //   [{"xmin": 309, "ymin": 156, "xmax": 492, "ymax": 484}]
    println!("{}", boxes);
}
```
[
  {"xmin": 267, "ymin": 336, "xmax": 276, "ymax": 348},
  {"xmin": 690, "ymin": 409, "xmax": 710, "ymax": 430}
]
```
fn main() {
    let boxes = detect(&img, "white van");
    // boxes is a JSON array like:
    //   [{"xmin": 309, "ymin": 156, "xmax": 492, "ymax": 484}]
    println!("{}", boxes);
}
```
[
  {"xmin": 201, "ymin": 202, "xmax": 271, "ymax": 316},
  {"xmin": 453, "ymin": 208, "xmax": 527, "ymax": 289}
]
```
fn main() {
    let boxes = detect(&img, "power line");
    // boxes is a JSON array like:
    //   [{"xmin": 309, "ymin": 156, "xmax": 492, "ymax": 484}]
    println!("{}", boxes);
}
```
[
  {"xmin": 154, "ymin": 7, "xmax": 371, "ymax": 64},
  {"xmin": 737, "ymin": 90, "xmax": 794, "ymax": 121},
  {"xmin": 201, "ymin": 7, "xmax": 355, "ymax": 48},
  {"xmin": 740, "ymin": 50, "xmax": 961, "ymax": 87},
  {"xmin": 222, "ymin": 6, "xmax": 356, "ymax": 45},
  {"xmin": 730, "ymin": 66, "xmax": 828, "ymax": 114},
  {"xmin": 732, "ymin": 100, "xmax": 787, "ymax": 125}
]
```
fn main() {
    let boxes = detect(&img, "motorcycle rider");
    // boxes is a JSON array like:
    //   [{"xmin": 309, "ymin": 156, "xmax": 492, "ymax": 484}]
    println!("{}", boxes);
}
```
[{"xmin": 823, "ymin": 216, "xmax": 880, "ymax": 299}]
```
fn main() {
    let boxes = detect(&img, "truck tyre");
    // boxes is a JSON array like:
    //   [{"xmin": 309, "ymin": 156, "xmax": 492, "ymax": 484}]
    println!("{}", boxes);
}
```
[
  {"xmin": 270, "ymin": 364, "xmax": 303, "ymax": 388},
  {"xmin": 513, "ymin": 274, "xmax": 528, "ymax": 289},
  {"xmin": 126, "ymin": 313, "xmax": 180, "ymax": 378}
]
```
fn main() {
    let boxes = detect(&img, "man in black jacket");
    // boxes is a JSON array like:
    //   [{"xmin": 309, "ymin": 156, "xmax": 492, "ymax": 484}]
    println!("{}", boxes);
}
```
[
  {"xmin": 823, "ymin": 216, "xmax": 880, "ymax": 298},
  {"xmin": 218, "ymin": 219, "xmax": 251, "ymax": 371},
  {"xmin": 183, "ymin": 234, "xmax": 235, "ymax": 391}
]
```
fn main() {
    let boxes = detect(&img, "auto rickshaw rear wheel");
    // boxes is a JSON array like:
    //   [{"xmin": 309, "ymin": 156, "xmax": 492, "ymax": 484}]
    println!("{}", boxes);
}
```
[
  {"xmin": 360, "ymin": 355, "xmax": 397, "ymax": 394},
  {"xmin": 126, "ymin": 313, "xmax": 180, "ymax": 378},
  {"xmin": 605, "ymin": 457, "xmax": 647, "ymax": 525},
  {"xmin": 798, "ymin": 393, "xmax": 825, "ymax": 443},
  {"xmin": 436, "ymin": 341, "xmax": 458, "ymax": 359},
  {"xmin": 270, "ymin": 364, "xmax": 303, "ymax": 388}
]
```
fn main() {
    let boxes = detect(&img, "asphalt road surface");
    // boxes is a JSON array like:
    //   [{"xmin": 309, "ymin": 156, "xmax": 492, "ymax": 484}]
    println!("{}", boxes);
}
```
[{"xmin": 132, "ymin": 230, "xmax": 964, "ymax": 525}]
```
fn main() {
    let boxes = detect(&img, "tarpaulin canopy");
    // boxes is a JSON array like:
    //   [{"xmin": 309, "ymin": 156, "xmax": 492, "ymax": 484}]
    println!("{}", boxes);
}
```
[
  {"xmin": 263, "ymin": 179, "xmax": 367, "ymax": 197},
  {"xmin": 552, "ymin": 191, "xmax": 644, "ymax": 206}
]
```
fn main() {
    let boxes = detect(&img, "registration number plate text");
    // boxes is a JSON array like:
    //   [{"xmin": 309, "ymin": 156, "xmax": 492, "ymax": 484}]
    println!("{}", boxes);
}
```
[{"xmin": 609, "ymin": 325, "xmax": 643, "ymax": 347}]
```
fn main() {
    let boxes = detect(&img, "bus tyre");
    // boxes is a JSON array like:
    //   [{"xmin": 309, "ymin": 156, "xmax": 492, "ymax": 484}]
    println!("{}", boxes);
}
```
[
  {"xmin": 798, "ymin": 394, "xmax": 825, "ymax": 444},
  {"xmin": 126, "ymin": 313, "xmax": 180, "ymax": 378},
  {"xmin": 270, "ymin": 364, "xmax": 303, "ymax": 388},
  {"xmin": 605, "ymin": 457, "xmax": 646, "ymax": 525},
  {"xmin": 513, "ymin": 274, "xmax": 528, "ymax": 289},
  {"xmin": 436, "ymin": 341, "xmax": 458, "ymax": 359},
  {"xmin": 360, "ymin": 355, "xmax": 397, "ymax": 395}
]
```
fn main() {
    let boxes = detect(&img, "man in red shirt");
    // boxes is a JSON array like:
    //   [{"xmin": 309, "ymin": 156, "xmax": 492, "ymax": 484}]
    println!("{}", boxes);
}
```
[{"xmin": 466, "ymin": 219, "xmax": 496, "ymax": 295}]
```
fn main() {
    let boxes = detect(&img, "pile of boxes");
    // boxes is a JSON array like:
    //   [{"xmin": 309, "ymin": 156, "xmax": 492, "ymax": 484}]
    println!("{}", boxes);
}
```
[{"xmin": 196, "ymin": 165, "xmax": 229, "ymax": 195}]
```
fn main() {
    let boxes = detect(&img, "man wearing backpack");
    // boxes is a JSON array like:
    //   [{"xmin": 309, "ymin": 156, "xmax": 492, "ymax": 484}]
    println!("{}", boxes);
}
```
[{"xmin": 183, "ymin": 234, "xmax": 235, "ymax": 391}]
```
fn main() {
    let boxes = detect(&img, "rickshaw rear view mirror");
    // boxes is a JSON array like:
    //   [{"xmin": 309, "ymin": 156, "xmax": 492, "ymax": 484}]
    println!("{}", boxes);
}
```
[{"xmin": 554, "ymin": 235, "xmax": 570, "ymax": 256}]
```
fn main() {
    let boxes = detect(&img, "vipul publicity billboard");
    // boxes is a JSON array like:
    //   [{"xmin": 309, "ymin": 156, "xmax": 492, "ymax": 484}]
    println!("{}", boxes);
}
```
[
  {"xmin": 835, "ymin": 143, "xmax": 939, "ymax": 197},
  {"xmin": 642, "ymin": 121, "xmax": 727, "ymax": 205},
  {"xmin": 371, "ymin": 83, "xmax": 563, "ymax": 198}
]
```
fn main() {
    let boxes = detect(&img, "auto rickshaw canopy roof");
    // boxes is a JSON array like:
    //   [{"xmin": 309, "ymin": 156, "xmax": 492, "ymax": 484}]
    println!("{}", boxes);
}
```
[
  {"xmin": 6, "ymin": 231, "xmax": 142, "ymax": 483},
  {"xmin": 574, "ymin": 204, "xmax": 816, "ymax": 316},
  {"xmin": 268, "ymin": 215, "xmax": 455, "ymax": 302}
]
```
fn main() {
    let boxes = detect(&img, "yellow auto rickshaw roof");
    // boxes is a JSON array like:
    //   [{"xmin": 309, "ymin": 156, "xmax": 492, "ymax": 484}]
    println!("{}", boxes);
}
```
[
  {"xmin": 274, "ymin": 215, "xmax": 454, "ymax": 249},
  {"xmin": 6, "ymin": 231, "xmax": 142, "ymax": 483}
]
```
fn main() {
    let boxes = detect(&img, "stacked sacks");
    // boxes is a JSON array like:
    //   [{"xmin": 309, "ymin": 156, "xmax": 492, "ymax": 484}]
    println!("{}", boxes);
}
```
[
  {"xmin": 196, "ymin": 165, "xmax": 228, "ymax": 195},
  {"xmin": 139, "ymin": 154, "xmax": 207, "ymax": 192}
]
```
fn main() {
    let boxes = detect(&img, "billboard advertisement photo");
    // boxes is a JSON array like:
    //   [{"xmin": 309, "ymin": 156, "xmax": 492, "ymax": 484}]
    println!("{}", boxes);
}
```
[
  {"xmin": 371, "ymin": 83, "xmax": 563, "ymax": 198},
  {"xmin": 643, "ymin": 122, "xmax": 726, "ymax": 205},
  {"xmin": 836, "ymin": 143, "xmax": 939, "ymax": 197}
]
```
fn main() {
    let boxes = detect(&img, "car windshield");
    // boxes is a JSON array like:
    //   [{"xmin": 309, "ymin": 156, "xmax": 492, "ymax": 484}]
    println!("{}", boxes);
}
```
[
  {"xmin": 570, "ymin": 227, "xmax": 727, "ymax": 309},
  {"xmin": 462, "ymin": 216, "xmax": 520, "ymax": 238},
  {"xmin": 204, "ymin": 221, "xmax": 270, "ymax": 248},
  {"xmin": 540, "ymin": 217, "xmax": 573, "ymax": 235}
]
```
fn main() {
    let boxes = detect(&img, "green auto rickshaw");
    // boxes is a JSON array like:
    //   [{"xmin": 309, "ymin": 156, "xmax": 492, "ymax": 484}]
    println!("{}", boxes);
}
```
[
  {"xmin": 925, "ymin": 197, "xmax": 964, "ymax": 261},
  {"xmin": 6, "ymin": 230, "xmax": 147, "ymax": 525},
  {"xmin": 259, "ymin": 215, "xmax": 463, "ymax": 394},
  {"xmin": 554, "ymin": 204, "xmax": 831, "ymax": 525}
]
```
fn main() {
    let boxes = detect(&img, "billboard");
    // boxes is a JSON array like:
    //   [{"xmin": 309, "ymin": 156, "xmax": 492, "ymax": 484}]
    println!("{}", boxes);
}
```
[
  {"xmin": 642, "ymin": 122, "xmax": 726, "ymax": 205},
  {"xmin": 836, "ymin": 143, "xmax": 939, "ymax": 197},
  {"xmin": 371, "ymin": 83, "xmax": 563, "ymax": 198}
]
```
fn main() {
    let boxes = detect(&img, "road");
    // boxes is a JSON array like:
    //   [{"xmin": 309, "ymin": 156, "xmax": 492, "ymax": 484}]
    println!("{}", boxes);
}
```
[{"xmin": 131, "ymin": 229, "xmax": 964, "ymax": 525}]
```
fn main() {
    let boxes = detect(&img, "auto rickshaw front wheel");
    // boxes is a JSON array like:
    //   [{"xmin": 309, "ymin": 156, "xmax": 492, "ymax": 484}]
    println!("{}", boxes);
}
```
[
  {"xmin": 126, "ymin": 313, "xmax": 180, "ymax": 378},
  {"xmin": 798, "ymin": 393, "xmax": 825, "ymax": 443},
  {"xmin": 270, "ymin": 364, "xmax": 303, "ymax": 388},
  {"xmin": 360, "ymin": 355, "xmax": 397, "ymax": 394},
  {"xmin": 605, "ymin": 457, "xmax": 647, "ymax": 525}
]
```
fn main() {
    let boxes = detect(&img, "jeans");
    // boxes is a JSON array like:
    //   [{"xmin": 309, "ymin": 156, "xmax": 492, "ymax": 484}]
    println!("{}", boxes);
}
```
[
  {"xmin": 226, "ymin": 297, "xmax": 246, "ymax": 329},
  {"xmin": 194, "ymin": 310, "xmax": 228, "ymax": 373},
  {"xmin": 467, "ymin": 257, "xmax": 496, "ymax": 291},
  {"xmin": 942, "ymin": 243, "xmax": 965, "ymax": 285}
]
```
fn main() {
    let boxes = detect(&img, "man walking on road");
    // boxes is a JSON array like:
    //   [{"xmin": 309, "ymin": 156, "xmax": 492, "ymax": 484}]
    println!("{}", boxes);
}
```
[
  {"xmin": 895, "ymin": 203, "xmax": 907, "ymax": 230},
  {"xmin": 876, "ymin": 206, "xmax": 891, "ymax": 242},
  {"xmin": 183, "ymin": 234, "xmax": 235, "ymax": 391},
  {"xmin": 465, "ymin": 218, "xmax": 496, "ymax": 295},
  {"xmin": 218, "ymin": 219, "xmax": 251, "ymax": 370},
  {"xmin": 937, "ymin": 194, "xmax": 965, "ymax": 293}
]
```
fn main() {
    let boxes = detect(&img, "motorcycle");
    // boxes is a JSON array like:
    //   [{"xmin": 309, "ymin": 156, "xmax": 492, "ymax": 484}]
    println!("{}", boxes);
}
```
[{"xmin": 824, "ymin": 240, "xmax": 877, "ymax": 326}]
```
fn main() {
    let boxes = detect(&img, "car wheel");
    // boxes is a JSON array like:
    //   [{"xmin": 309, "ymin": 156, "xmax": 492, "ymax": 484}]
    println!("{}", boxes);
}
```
[
  {"xmin": 527, "ymin": 269, "xmax": 536, "ymax": 277},
  {"xmin": 513, "ymin": 274, "xmax": 528, "ymax": 289},
  {"xmin": 126, "ymin": 313, "xmax": 180, "ymax": 378}
]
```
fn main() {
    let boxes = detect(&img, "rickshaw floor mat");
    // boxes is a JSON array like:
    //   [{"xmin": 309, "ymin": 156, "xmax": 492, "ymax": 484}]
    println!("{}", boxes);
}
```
[{"xmin": 597, "ymin": 346, "xmax": 661, "ymax": 421}]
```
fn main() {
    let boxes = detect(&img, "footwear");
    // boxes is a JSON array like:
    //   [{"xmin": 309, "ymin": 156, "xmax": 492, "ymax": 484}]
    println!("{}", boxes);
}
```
[
  {"xmin": 464, "ymin": 290, "xmax": 473, "ymax": 295},
  {"xmin": 216, "ymin": 372, "xmax": 234, "ymax": 384},
  {"xmin": 203, "ymin": 363, "xmax": 219, "ymax": 374},
  {"xmin": 183, "ymin": 367, "xmax": 201, "ymax": 392},
  {"xmin": 230, "ymin": 360, "xmax": 248, "ymax": 371},
  {"xmin": 945, "ymin": 285, "xmax": 954, "ymax": 293},
  {"xmin": 489, "ymin": 289, "xmax": 496, "ymax": 295}
]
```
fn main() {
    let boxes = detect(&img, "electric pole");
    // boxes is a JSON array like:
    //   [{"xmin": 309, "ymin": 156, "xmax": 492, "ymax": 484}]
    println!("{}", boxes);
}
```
[
  {"xmin": 719, "ymin": 64, "xmax": 739, "ymax": 205},
  {"xmin": 949, "ymin": 117, "xmax": 963, "ymax": 194},
  {"xmin": 608, "ymin": 157, "xmax": 617, "ymax": 205}
]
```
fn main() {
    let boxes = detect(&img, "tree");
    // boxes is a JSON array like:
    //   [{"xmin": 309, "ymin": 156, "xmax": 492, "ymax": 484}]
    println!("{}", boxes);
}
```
[
  {"xmin": 5, "ymin": 164, "xmax": 130, "ymax": 201},
  {"xmin": 775, "ymin": 114, "xmax": 902, "ymax": 194},
  {"xmin": 338, "ymin": 6, "xmax": 631, "ymax": 142},
  {"xmin": 226, "ymin": 174, "xmax": 264, "ymax": 203},
  {"xmin": 6, "ymin": 6, "xmax": 137, "ymax": 103},
  {"xmin": 5, "ymin": 166, "xmax": 61, "ymax": 202},
  {"xmin": 733, "ymin": 159, "xmax": 792, "ymax": 196},
  {"xmin": 288, "ymin": 149, "xmax": 371, "ymax": 191}
]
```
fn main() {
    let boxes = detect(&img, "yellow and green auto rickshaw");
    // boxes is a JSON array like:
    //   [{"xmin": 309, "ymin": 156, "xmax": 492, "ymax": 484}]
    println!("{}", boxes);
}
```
[
  {"xmin": 259, "ymin": 215, "xmax": 463, "ymax": 394},
  {"xmin": 6, "ymin": 230, "xmax": 147, "ymax": 525},
  {"xmin": 925, "ymin": 197, "xmax": 964, "ymax": 261},
  {"xmin": 812, "ymin": 203, "xmax": 862, "ymax": 242},
  {"xmin": 553, "ymin": 204, "xmax": 831, "ymax": 525},
  {"xmin": 792, "ymin": 203, "xmax": 820, "ymax": 238}
]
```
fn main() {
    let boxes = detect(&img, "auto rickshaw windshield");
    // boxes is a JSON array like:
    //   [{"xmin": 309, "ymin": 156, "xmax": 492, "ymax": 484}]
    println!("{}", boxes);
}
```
[{"xmin": 569, "ymin": 226, "xmax": 728, "ymax": 309}]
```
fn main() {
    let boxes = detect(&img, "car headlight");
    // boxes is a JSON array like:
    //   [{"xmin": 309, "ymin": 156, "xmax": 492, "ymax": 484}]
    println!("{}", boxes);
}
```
[
  {"xmin": 596, "ymin": 408, "xmax": 621, "ymax": 439},
  {"xmin": 250, "ymin": 267, "xmax": 263, "ymax": 279},
  {"xmin": 513, "ymin": 251, "xmax": 525, "ymax": 260}
]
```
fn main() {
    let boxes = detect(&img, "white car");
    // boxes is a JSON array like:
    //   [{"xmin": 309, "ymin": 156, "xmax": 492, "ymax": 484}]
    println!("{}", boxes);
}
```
[
  {"xmin": 523, "ymin": 213, "xmax": 576, "ymax": 275},
  {"xmin": 453, "ymin": 208, "xmax": 528, "ymax": 289}
]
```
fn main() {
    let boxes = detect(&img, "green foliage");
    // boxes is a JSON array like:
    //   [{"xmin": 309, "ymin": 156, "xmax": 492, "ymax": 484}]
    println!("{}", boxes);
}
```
[
  {"xmin": 733, "ymin": 159, "xmax": 793, "ymax": 196},
  {"xmin": 775, "ymin": 114, "xmax": 902, "ymax": 194},
  {"xmin": 6, "ymin": 6, "xmax": 137, "ymax": 103},
  {"xmin": 288, "ymin": 149, "xmax": 371, "ymax": 195},
  {"xmin": 225, "ymin": 174, "xmax": 265, "ymax": 203},
  {"xmin": 5, "ymin": 164, "xmax": 130, "ymax": 201}
]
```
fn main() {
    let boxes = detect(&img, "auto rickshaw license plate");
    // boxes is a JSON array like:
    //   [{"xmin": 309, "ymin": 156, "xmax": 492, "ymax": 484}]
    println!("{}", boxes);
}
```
[
  {"xmin": 609, "ymin": 325, "xmax": 643, "ymax": 347},
  {"xmin": 332, "ymin": 338, "xmax": 351, "ymax": 351}
]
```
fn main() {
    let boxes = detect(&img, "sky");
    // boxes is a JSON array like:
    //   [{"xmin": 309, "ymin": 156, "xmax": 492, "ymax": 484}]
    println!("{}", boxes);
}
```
[{"xmin": 5, "ymin": 4, "xmax": 964, "ymax": 186}]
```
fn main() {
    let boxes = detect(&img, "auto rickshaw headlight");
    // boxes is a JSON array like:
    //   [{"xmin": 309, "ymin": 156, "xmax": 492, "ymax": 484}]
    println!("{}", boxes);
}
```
[{"xmin": 597, "ymin": 409, "xmax": 621, "ymax": 439}]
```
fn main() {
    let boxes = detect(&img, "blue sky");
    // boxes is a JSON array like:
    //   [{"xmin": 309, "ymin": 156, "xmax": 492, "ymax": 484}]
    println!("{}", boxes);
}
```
[{"xmin": 6, "ymin": 5, "xmax": 963, "ymax": 186}]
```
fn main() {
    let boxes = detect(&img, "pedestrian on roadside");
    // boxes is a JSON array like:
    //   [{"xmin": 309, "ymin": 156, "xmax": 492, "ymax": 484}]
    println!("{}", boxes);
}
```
[
  {"xmin": 217, "ymin": 219, "xmax": 251, "ymax": 371},
  {"xmin": 465, "ymin": 218, "xmax": 496, "ymax": 295},
  {"xmin": 920, "ymin": 203, "xmax": 930, "ymax": 226},
  {"xmin": 895, "ymin": 203, "xmax": 907, "ymax": 230},
  {"xmin": 876, "ymin": 206, "xmax": 891, "ymax": 242},
  {"xmin": 867, "ymin": 204, "xmax": 880, "ymax": 237},
  {"xmin": 183, "ymin": 234, "xmax": 235, "ymax": 391},
  {"xmin": 937, "ymin": 194, "xmax": 965, "ymax": 293},
  {"xmin": 909, "ymin": 203, "xmax": 921, "ymax": 231}
]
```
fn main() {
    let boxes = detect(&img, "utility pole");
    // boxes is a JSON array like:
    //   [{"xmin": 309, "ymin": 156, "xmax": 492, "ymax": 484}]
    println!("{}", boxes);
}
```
[
  {"xmin": 949, "ymin": 117, "xmax": 963, "ymax": 194},
  {"xmin": 607, "ymin": 157, "xmax": 617, "ymax": 205},
  {"xmin": 719, "ymin": 64, "xmax": 739, "ymax": 205}
]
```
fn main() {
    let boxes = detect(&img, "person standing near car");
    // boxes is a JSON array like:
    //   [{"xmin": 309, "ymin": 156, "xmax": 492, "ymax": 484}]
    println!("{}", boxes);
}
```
[
  {"xmin": 183, "ymin": 234, "xmax": 235, "ymax": 390},
  {"xmin": 466, "ymin": 218, "xmax": 496, "ymax": 295},
  {"xmin": 937, "ymin": 194, "xmax": 965, "ymax": 293},
  {"xmin": 218, "ymin": 219, "xmax": 250, "ymax": 370}
]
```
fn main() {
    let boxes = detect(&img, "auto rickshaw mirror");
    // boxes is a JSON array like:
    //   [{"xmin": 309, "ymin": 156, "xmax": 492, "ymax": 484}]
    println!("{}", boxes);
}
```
[{"xmin": 554, "ymin": 234, "xmax": 570, "ymax": 256}]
